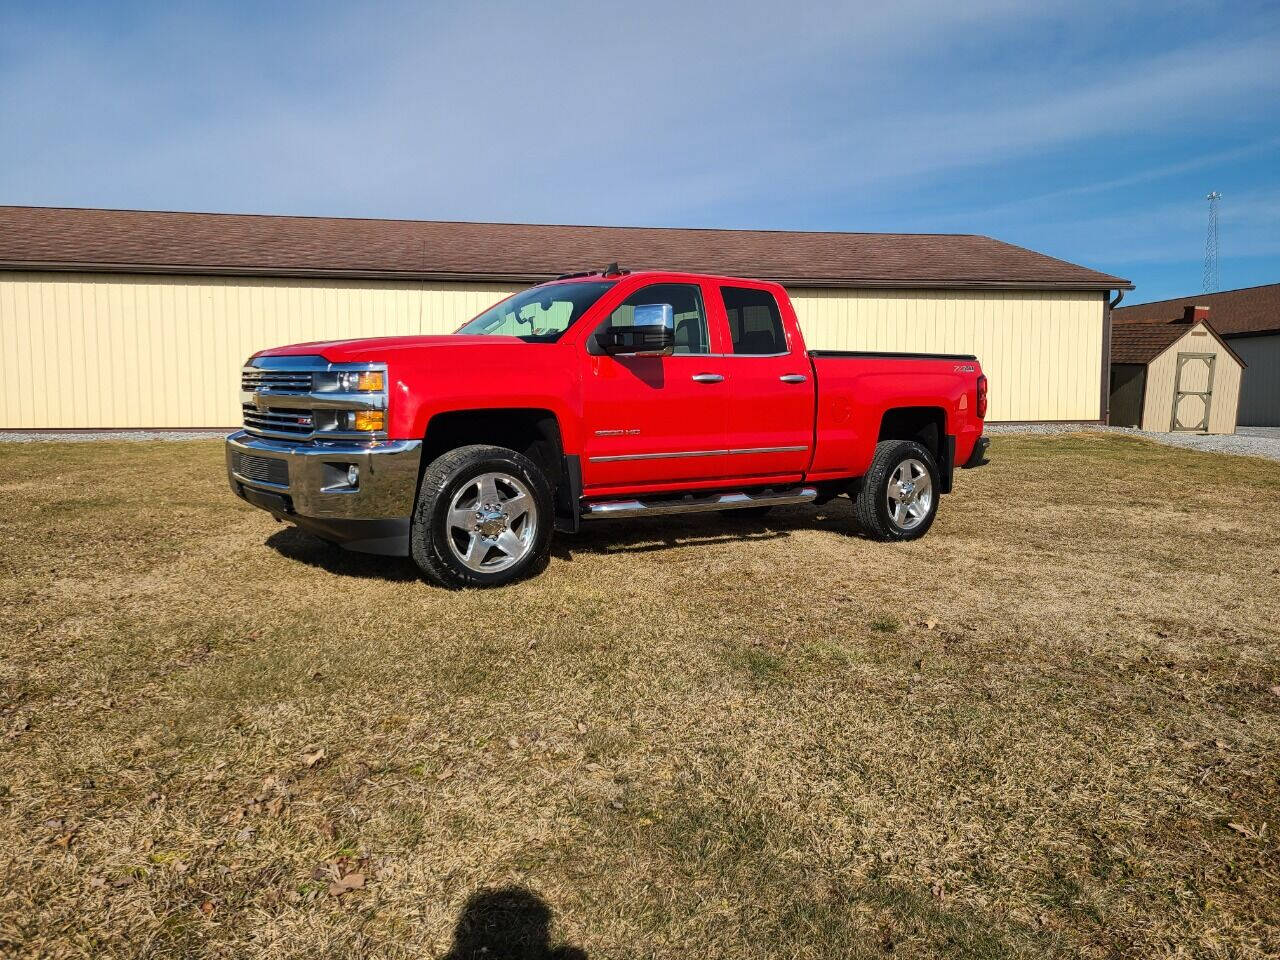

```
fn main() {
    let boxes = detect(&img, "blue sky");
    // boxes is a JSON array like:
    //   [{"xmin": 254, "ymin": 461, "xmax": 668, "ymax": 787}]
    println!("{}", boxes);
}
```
[{"xmin": 1, "ymin": 1, "xmax": 1277, "ymax": 303}]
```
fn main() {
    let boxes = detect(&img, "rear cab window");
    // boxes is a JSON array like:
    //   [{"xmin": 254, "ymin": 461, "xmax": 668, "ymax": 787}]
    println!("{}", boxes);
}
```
[{"xmin": 721, "ymin": 286, "xmax": 788, "ymax": 355}]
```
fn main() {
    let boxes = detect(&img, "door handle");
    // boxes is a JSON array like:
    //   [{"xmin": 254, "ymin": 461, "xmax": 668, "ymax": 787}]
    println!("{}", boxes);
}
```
[
  {"xmin": 691, "ymin": 373, "xmax": 725, "ymax": 383},
  {"xmin": 779, "ymin": 374, "xmax": 808, "ymax": 383}
]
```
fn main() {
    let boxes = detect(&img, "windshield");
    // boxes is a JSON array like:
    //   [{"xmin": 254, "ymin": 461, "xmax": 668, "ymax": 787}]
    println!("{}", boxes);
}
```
[{"xmin": 456, "ymin": 280, "xmax": 617, "ymax": 342}]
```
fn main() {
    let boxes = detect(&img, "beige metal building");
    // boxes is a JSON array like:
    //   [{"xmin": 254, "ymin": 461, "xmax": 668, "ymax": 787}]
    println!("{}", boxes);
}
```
[
  {"xmin": 0, "ymin": 206, "xmax": 1132, "ymax": 429},
  {"xmin": 1108, "ymin": 307, "xmax": 1244, "ymax": 434}
]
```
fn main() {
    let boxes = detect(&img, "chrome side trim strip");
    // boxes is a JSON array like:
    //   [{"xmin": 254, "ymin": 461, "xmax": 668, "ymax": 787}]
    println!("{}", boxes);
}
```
[
  {"xmin": 728, "ymin": 445, "xmax": 808, "ymax": 455},
  {"xmin": 589, "ymin": 448, "xmax": 726, "ymax": 463},
  {"xmin": 588, "ymin": 445, "xmax": 808, "ymax": 463},
  {"xmin": 583, "ymin": 486, "xmax": 818, "ymax": 520}
]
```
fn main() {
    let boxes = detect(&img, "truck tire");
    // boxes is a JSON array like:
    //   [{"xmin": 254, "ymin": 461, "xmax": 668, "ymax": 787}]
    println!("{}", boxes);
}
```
[
  {"xmin": 852, "ymin": 440, "xmax": 939, "ymax": 542},
  {"xmin": 410, "ymin": 444, "xmax": 554, "ymax": 588}
]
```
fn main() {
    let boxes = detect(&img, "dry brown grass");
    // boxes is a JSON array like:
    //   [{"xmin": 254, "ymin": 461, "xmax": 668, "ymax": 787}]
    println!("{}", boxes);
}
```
[{"xmin": 1, "ymin": 434, "xmax": 1278, "ymax": 959}]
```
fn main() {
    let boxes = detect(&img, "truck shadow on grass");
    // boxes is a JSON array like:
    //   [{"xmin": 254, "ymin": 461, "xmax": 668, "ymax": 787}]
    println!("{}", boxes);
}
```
[
  {"xmin": 264, "ymin": 501, "xmax": 864, "ymax": 580},
  {"xmin": 264, "ymin": 527, "xmax": 421, "ymax": 581},
  {"xmin": 557, "ymin": 500, "xmax": 862, "ymax": 560}
]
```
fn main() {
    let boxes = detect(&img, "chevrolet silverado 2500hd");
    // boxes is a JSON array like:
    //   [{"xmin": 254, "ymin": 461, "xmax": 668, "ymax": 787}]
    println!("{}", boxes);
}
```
[{"xmin": 226, "ymin": 267, "xmax": 989, "ymax": 587}]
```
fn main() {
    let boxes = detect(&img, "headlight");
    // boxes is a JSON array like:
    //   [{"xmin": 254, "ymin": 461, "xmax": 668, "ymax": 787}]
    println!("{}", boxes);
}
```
[{"xmin": 336, "ymin": 370, "xmax": 385, "ymax": 392}]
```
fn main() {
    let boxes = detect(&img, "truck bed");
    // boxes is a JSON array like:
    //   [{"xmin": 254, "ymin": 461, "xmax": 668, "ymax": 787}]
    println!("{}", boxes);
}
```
[{"xmin": 808, "ymin": 350, "xmax": 978, "ymax": 361}]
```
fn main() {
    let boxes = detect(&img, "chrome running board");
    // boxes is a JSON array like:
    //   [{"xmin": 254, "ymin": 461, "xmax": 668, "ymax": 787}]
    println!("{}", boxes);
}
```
[{"xmin": 582, "ymin": 486, "xmax": 817, "ymax": 520}]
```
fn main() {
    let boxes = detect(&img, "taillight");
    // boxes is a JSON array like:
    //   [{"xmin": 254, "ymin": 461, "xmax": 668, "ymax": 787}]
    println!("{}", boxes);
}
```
[{"xmin": 976, "ymin": 375, "xmax": 988, "ymax": 419}]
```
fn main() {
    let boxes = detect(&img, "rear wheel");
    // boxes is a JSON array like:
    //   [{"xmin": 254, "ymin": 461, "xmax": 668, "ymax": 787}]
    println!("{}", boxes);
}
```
[
  {"xmin": 852, "ymin": 440, "xmax": 939, "ymax": 541},
  {"xmin": 410, "ymin": 444, "xmax": 554, "ymax": 588}
]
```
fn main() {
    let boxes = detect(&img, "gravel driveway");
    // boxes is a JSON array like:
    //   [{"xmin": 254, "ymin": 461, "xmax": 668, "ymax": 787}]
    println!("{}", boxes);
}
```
[{"xmin": 986, "ymin": 422, "xmax": 1280, "ymax": 463}]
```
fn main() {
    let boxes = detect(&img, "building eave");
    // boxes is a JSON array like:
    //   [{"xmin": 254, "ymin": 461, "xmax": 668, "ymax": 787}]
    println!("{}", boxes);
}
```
[{"xmin": 0, "ymin": 260, "xmax": 1133, "ymax": 292}]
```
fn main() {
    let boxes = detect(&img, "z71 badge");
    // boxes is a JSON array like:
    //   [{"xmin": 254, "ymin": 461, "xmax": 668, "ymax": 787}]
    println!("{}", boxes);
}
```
[{"xmin": 954, "ymin": 364, "xmax": 976, "ymax": 373}]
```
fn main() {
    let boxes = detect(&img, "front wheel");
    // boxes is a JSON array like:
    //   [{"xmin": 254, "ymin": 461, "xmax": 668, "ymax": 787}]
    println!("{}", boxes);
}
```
[
  {"xmin": 852, "ymin": 440, "xmax": 939, "ymax": 541},
  {"xmin": 410, "ymin": 444, "xmax": 554, "ymax": 588}
]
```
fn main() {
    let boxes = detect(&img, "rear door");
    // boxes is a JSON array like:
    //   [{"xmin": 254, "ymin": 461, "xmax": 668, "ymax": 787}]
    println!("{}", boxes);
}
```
[
  {"xmin": 580, "ymin": 281, "xmax": 732, "ymax": 491},
  {"xmin": 713, "ymin": 284, "xmax": 815, "ymax": 480}
]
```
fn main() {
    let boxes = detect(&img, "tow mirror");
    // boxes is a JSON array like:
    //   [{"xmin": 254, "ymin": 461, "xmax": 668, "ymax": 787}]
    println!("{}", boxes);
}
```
[{"xmin": 594, "ymin": 303, "xmax": 675, "ymax": 357}]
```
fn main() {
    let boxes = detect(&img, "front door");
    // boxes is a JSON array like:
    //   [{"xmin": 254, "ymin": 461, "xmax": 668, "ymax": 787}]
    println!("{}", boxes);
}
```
[
  {"xmin": 1171, "ymin": 353, "xmax": 1215, "ymax": 432},
  {"xmin": 580, "ymin": 282, "xmax": 731, "ymax": 491}
]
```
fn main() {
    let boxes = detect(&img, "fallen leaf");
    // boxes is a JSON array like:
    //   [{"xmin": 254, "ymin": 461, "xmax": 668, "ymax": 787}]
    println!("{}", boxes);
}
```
[
  {"xmin": 925, "ymin": 618, "xmax": 938, "ymax": 630},
  {"xmin": 302, "ymin": 747, "xmax": 326, "ymax": 768},
  {"xmin": 200, "ymin": 900, "xmax": 215, "ymax": 917},
  {"xmin": 265, "ymin": 795, "xmax": 285, "ymax": 817},
  {"xmin": 328, "ymin": 872, "xmax": 365, "ymax": 896},
  {"xmin": 1269, "ymin": 686, "xmax": 1280, "ymax": 697},
  {"xmin": 435, "ymin": 768, "xmax": 454, "ymax": 782},
  {"xmin": 1227, "ymin": 822, "xmax": 1253, "ymax": 837}
]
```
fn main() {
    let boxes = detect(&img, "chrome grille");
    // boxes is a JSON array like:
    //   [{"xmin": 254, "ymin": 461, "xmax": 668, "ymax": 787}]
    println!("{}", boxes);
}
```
[
  {"xmin": 231, "ymin": 451, "xmax": 290, "ymax": 486},
  {"xmin": 241, "ymin": 369, "xmax": 312, "ymax": 393},
  {"xmin": 242, "ymin": 403, "xmax": 315, "ymax": 438}
]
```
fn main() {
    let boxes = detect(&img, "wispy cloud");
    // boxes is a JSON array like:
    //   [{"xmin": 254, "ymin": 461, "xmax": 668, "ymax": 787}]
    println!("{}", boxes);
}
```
[{"xmin": 1, "ymin": 0, "xmax": 1277, "ymax": 299}]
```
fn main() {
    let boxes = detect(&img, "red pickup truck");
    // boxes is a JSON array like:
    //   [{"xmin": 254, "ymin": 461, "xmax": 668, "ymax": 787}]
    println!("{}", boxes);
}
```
[{"xmin": 227, "ymin": 267, "xmax": 988, "ymax": 587}]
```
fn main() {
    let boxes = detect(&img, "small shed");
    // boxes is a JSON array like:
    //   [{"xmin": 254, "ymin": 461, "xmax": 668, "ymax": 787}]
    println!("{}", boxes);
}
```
[{"xmin": 1109, "ymin": 306, "xmax": 1245, "ymax": 433}]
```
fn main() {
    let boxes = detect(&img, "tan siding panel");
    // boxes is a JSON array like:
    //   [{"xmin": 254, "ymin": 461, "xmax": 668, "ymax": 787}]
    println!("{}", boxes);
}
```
[
  {"xmin": 787, "ymin": 287, "xmax": 1104, "ymax": 422},
  {"xmin": 0, "ymin": 272, "xmax": 521, "ymax": 428},
  {"xmin": 2, "ymin": 274, "xmax": 1103, "ymax": 428}
]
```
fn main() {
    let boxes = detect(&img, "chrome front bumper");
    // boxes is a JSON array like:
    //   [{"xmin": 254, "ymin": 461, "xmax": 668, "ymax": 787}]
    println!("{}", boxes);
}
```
[{"xmin": 225, "ymin": 431, "xmax": 423, "ymax": 555}]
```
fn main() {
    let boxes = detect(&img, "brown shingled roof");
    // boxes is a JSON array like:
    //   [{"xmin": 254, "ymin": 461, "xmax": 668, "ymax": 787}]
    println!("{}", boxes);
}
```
[
  {"xmin": 1111, "ymin": 319, "xmax": 1245, "ymax": 367},
  {"xmin": 1114, "ymin": 283, "xmax": 1280, "ymax": 336},
  {"xmin": 0, "ymin": 205, "xmax": 1131, "ymax": 290},
  {"xmin": 1110, "ymin": 324, "xmax": 1190, "ymax": 364}
]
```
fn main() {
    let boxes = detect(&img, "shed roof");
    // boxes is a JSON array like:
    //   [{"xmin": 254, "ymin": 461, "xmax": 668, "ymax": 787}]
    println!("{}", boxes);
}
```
[
  {"xmin": 1114, "ymin": 283, "xmax": 1280, "ymax": 336},
  {"xmin": 0, "ymin": 205, "xmax": 1131, "ymax": 291},
  {"xmin": 1111, "ymin": 320, "xmax": 1245, "ymax": 366}
]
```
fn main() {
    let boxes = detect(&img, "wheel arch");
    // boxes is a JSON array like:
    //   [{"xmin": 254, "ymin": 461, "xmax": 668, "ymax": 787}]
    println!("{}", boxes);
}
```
[
  {"xmin": 421, "ymin": 407, "xmax": 564, "ymax": 482},
  {"xmin": 418, "ymin": 407, "xmax": 580, "ymax": 527},
  {"xmin": 876, "ymin": 406, "xmax": 952, "ymax": 494}
]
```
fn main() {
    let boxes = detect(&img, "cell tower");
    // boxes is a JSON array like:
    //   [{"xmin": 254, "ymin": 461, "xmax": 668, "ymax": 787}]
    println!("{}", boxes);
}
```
[{"xmin": 1202, "ymin": 191, "xmax": 1221, "ymax": 293}]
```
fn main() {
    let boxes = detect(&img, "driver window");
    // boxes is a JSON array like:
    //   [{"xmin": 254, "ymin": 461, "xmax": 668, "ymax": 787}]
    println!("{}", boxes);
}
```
[{"xmin": 600, "ymin": 283, "xmax": 709, "ymax": 355}]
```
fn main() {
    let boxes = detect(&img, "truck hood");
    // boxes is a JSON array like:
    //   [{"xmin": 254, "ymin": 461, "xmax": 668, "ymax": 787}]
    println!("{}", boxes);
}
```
[{"xmin": 255, "ymin": 334, "xmax": 525, "ymax": 362}]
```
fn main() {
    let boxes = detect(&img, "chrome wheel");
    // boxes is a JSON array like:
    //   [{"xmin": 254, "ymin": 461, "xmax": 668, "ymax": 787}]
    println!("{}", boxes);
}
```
[
  {"xmin": 886, "ymin": 458, "xmax": 933, "ymax": 531},
  {"xmin": 445, "ymin": 471, "xmax": 538, "ymax": 573}
]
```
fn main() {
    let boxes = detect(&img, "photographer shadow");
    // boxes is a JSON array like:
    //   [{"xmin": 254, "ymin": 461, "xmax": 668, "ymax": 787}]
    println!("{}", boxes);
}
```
[{"xmin": 442, "ymin": 885, "xmax": 586, "ymax": 960}]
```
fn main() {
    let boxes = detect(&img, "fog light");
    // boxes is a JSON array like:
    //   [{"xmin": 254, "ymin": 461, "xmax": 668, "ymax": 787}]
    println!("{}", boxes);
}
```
[
  {"xmin": 352, "ymin": 410, "xmax": 384, "ymax": 431},
  {"xmin": 346, "ymin": 465, "xmax": 360, "ymax": 487}
]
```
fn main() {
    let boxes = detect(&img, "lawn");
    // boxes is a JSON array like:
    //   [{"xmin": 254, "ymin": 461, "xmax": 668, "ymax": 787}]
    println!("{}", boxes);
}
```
[{"xmin": 1, "ymin": 434, "xmax": 1277, "ymax": 959}]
